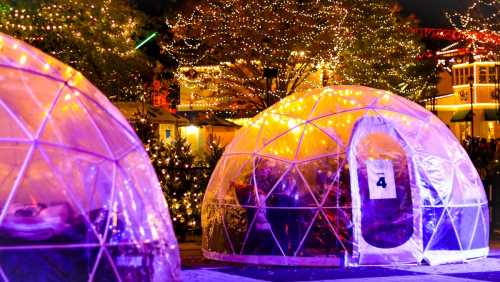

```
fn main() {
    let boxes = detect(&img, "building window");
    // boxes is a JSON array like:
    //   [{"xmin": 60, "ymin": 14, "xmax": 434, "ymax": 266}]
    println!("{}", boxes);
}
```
[
  {"xmin": 165, "ymin": 129, "xmax": 171, "ymax": 140},
  {"xmin": 153, "ymin": 93, "xmax": 167, "ymax": 107},
  {"xmin": 489, "ymin": 67, "xmax": 497, "ymax": 83},
  {"xmin": 464, "ymin": 67, "xmax": 469, "ymax": 83},
  {"xmin": 460, "ymin": 68, "xmax": 464, "ymax": 85},
  {"xmin": 479, "ymin": 67, "xmax": 487, "ymax": 83}
]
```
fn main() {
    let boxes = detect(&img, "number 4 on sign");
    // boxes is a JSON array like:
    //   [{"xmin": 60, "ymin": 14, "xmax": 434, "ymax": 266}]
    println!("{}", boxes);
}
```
[
  {"xmin": 376, "ymin": 176, "xmax": 387, "ymax": 189},
  {"xmin": 366, "ymin": 159, "xmax": 396, "ymax": 199}
]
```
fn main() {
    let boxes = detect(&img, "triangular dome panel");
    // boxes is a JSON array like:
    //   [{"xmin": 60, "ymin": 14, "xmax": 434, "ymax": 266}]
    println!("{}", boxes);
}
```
[
  {"xmin": 296, "ymin": 124, "xmax": 340, "ymax": 161},
  {"xmin": 92, "ymin": 251, "xmax": 121, "ymax": 282},
  {"xmin": 224, "ymin": 206, "xmax": 252, "ymax": 255},
  {"xmin": 229, "ymin": 159, "xmax": 257, "ymax": 207},
  {"xmin": 267, "ymin": 209, "xmax": 316, "ymax": 256},
  {"xmin": 38, "ymin": 88, "xmax": 113, "ymax": 159},
  {"xmin": 298, "ymin": 156, "xmax": 342, "ymax": 205},
  {"xmin": 255, "ymin": 113, "xmax": 306, "ymax": 153},
  {"xmin": 426, "ymin": 209, "xmax": 462, "ymax": 251},
  {"xmin": 322, "ymin": 160, "xmax": 351, "ymax": 208},
  {"xmin": 214, "ymin": 156, "xmax": 254, "ymax": 205},
  {"xmin": 259, "ymin": 125, "xmax": 305, "ymax": 160},
  {"xmin": 311, "ymin": 88, "xmax": 376, "ymax": 119},
  {"xmin": 449, "ymin": 206, "xmax": 480, "ymax": 251},
  {"xmin": 203, "ymin": 206, "xmax": 233, "ymax": 254},
  {"xmin": 226, "ymin": 120, "xmax": 263, "ymax": 154},
  {"xmin": 266, "ymin": 167, "xmax": 317, "ymax": 208},
  {"xmin": 422, "ymin": 207, "xmax": 444, "ymax": 250},
  {"xmin": 254, "ymin": 156, "xmax": 290, "ymax": 197},
  {"xmin": 268, "ymin": 91, "xmax": 320, "ymax": 119},
  {"xmin": 1, "ymin": 148, "xmax": 101, "ymax": 245},
  {"xmin": 0, "ymin": 102, "xmax": 30, "ymax": 140},
  {"xmin": 0, "ymin": 70, "xmax": 62, "ymax": 136},
  {"xmin": 296, "ymin": 211, "xmax": 347, "ymax": 257},
  {"xmin": 77, "ymin": 95, "xmax": 138, "ymax": 159},
  {"xmin": 0, "ymin": 143, "xmax": 31, "ymax": 208},
  {"xmin": 469, "ymin": 207, "xmax": 489, "ymax": 250},
  {"xmin": 240, "ymin": 212, "xmax": 282, "ymax": 256}
]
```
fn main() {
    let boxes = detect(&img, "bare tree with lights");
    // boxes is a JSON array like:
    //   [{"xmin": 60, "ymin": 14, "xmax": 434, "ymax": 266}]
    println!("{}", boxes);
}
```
[
  {"xmin": 163, "ymin": 0, "xmax": 435, "ymax": 113},
  {"xmin": 446, "ymin": 0, "xmax": 499, "ymax": 55},
  {"xmin": 447, "ymin": 0, "xmax": 499, "ymax": 34}
]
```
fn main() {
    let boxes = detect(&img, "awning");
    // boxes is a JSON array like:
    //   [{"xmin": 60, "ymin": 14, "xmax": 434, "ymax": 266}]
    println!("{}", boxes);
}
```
[
  {"xmin": 484, "ymin": 109, "xmax": 500, "ymax": 121},
  {"xmin": 450, "ymin": 110, "xmax": 471, "ymax": 122}
]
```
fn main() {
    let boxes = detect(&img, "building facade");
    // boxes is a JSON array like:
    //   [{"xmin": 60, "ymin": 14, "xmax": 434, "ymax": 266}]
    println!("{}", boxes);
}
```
[
  {"xmin": 176, "ymin": 64, "xmax": 332, "ymax": 113},
  {"xmin": 425, "ymin": 43, "xmax": 499, "ymax": 140},
  {"xmin": 114, "ymin": 101, "xmax": 189, "ymax": 143}
]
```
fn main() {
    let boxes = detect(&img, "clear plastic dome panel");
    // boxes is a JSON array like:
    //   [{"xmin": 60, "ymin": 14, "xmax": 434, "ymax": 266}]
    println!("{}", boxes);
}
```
[{"xmin": 0, "ymin": 33, "xmax": 180, "ymax": 281}]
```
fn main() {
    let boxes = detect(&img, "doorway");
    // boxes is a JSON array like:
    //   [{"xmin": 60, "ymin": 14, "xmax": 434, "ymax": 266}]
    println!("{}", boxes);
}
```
[{"xmin": 348, "ymin": 115, "xmax": 422, "ymax": 265}]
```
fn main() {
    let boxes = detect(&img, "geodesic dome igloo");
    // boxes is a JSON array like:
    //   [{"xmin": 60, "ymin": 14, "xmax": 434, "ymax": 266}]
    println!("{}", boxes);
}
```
[
  {"xmin": 0, "ymin": 33, "xmax": 180, "ymax": 281},
  {"xmin": 202, "ymin": 85, "xmax": 489, "ymax": 266}
]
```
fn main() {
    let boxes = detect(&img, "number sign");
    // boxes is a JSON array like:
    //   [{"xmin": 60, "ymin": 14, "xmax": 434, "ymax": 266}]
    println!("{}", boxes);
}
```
[{"xmin": 366, "ymin": 159, "xmax": 396, "ymax": 200}]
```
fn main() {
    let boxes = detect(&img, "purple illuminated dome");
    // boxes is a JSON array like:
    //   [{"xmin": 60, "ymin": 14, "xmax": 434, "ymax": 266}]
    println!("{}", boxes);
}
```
[
  {"xmin": 0, "ymin": 33, "xmax": 180, "ymax": 281},
  {"xmin": 202, "ymin": 86, "xmax": 489, "ymax": 266}
]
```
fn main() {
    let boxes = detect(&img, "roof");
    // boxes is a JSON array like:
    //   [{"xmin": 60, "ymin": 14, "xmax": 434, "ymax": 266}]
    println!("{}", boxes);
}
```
[
  {"xmin": 179, "ymin": 111, "xmax": 241, "ymax": 128},
  {"xmin": 114, "ymin": 102, "xmax": 190, "ymax": 125},
  {"xmin": 190, "ymin": 116, "xmax": 240, "ymax": 127}
]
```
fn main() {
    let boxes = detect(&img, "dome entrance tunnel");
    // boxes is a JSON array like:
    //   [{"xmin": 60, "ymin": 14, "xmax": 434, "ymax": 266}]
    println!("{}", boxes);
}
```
[{"xmin": 202, "ymin": 86, "xmax": 489, "ymax": 266}]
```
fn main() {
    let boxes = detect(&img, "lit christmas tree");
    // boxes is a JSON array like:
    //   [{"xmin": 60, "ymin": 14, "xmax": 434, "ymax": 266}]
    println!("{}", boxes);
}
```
[
  {"xmin": 131, "ymin": 101, "xmax": 201, "ymax": 236},
  {"xmin": 204, "ymin": 136, "xmax": 226, "ymax": 170},
  {"xmin": 156, "ymin": 137, "xmax": 201, "ymax": 238},
  {"xmin": 142, "ymin": 133, "xmax": 225, "ymax": 238},
  {"xmin": 0, "ymin": 0, "xmax": 153, "ymax": 100},
  {"xmin": 163, "ymin": 0, "xmax": 435, "ymax": 113}
]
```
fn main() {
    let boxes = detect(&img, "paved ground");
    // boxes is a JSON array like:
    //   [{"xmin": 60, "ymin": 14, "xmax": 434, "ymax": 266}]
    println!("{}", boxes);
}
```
[{"xmin": 180, "ymin": 237, "xmax": 500, "ymax": 282}]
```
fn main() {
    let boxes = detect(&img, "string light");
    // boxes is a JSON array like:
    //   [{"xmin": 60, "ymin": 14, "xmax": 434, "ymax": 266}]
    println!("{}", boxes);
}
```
[
  {"xmin": 0, "ymin": 0, "xmax": 151, "ymax": 101},
  {"xmin": 164, "ymin": 0, "xmax": 435, "ymax": 116},
  {"xmin": 446, "ymin": 0, "xmax": 499, "ymax": 36}
]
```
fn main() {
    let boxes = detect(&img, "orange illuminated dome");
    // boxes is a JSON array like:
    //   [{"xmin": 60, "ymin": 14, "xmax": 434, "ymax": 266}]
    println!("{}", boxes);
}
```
[{"xmin": 202, "ymin": 85, "xmax": 488, "ymax": 266}]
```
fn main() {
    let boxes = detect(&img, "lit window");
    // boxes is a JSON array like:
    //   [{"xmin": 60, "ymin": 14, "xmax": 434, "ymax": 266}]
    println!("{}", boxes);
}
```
[
  {"xmin": 479, "ymin": 67, "xmax": 487, "ymax": 83},
  {"xmin": 489, "ymin": 67, "xmax": 497, "ymax": 83}
]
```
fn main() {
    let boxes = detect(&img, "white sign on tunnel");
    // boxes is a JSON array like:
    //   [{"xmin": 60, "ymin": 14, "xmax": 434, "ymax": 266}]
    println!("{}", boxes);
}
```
[{"xmin": 366, "ymin": 159, "xmax": 396, "ymax": 200}]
